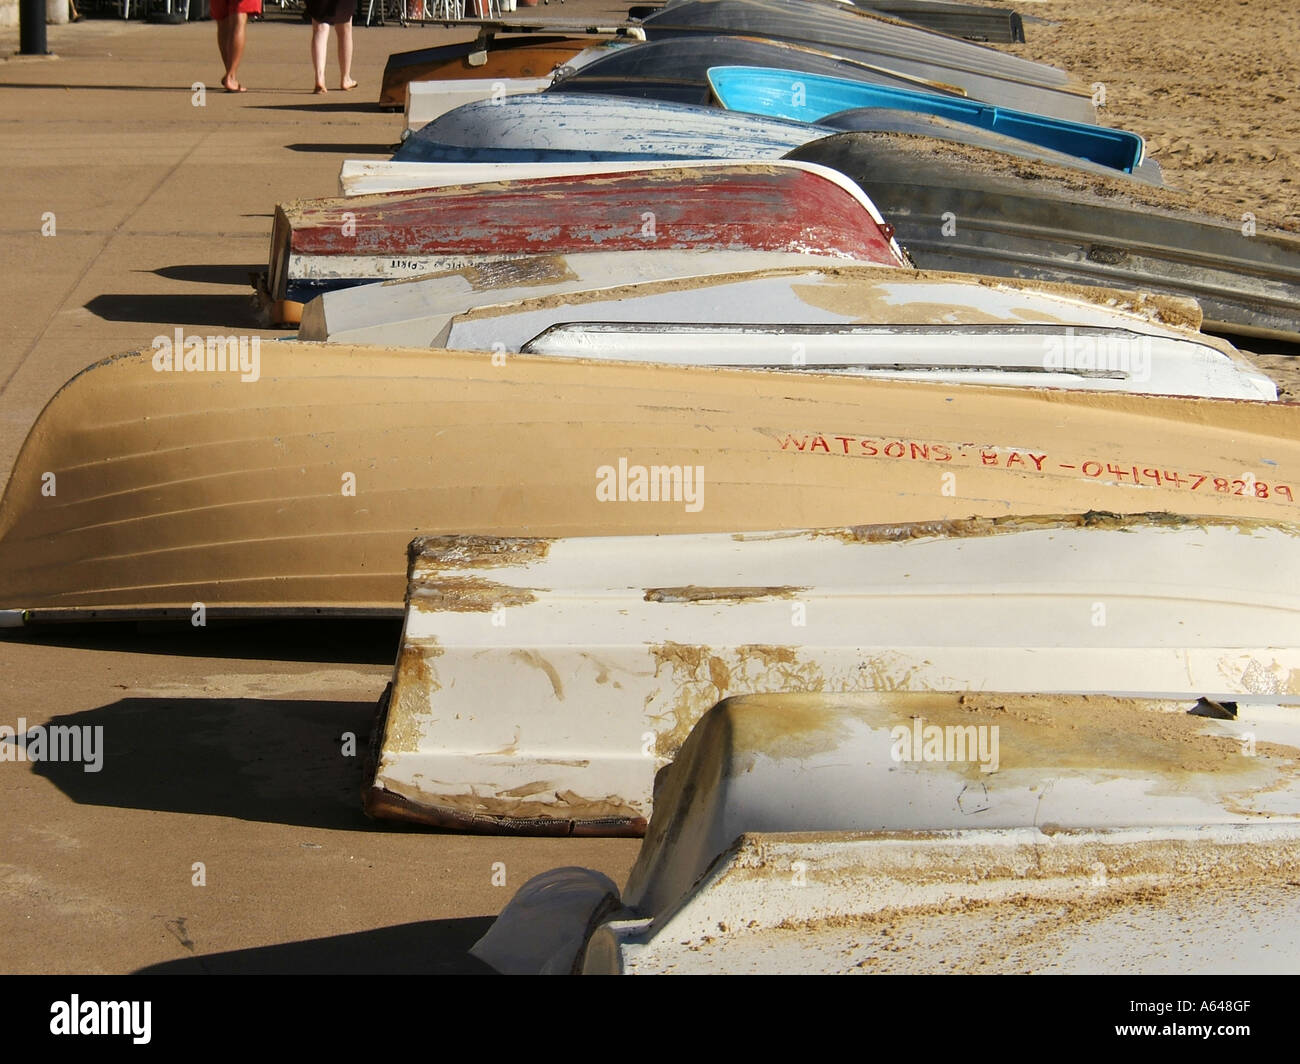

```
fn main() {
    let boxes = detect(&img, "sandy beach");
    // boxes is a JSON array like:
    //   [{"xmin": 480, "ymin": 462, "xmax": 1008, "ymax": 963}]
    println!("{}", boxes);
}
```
[
  {"xmin": 1012, "ymin": 0, "xmax": 1299, "ymax": 234},
  {"xmin": 0, "ymin": 1, "xmax": 1296, "ymax": 973}
]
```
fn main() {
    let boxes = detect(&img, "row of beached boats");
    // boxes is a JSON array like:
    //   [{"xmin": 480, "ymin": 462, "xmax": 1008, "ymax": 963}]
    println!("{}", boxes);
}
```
[{"xmin": 5, "ymin": 0, "xmax": 1300, "ymax": 972}]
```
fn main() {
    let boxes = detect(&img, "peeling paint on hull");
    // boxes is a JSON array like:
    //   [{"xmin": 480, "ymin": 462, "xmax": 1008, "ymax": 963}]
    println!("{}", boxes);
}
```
[
  {"xmin": 367, "ymin": 516, "xmax": 1300, "ymax": 834},
  {"xmin": 474, "ymin": 689, "xmax": 1300, "ymax": 972},
  {"xmin": 269, "ymin": 163, "xmax": 902, "ymax": 303}
]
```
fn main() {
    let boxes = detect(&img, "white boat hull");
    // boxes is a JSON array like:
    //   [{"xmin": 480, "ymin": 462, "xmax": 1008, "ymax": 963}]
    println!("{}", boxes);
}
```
[
  {"xmin": 367, "ymin": 515, "xmax": 1300, "ymax": 834},
  {"xmin": 303, "ymin": 255, "xmax": 1276, "ymax": 403},
  {"xmin": 475, "ymin": 686, "xmax": 1300, "ymax": 972},
  {"xmin": 338, "ymin": 157, "xmax": 762, "ymax": 196},
  {"xmin": 299, "ymin": 251, "xmax": 875, "ymax": 344},
  {"xmin": 405, "ymin": 77, "xmax": 554, "ymax": 132},
  {"xmin": 316, "ymin": 264, "xmax": 1275, "ymax": 401}
]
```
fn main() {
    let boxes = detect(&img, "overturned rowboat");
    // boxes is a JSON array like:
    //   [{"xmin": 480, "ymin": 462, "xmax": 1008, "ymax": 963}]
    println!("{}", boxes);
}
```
[
  {"xmin": 405, "ymin": 77, "xmax": 554, "ymax": 133},
  {"xmin": 820, "ymin": 106, "xmax": 1163, "ymax": 184},
  {"xmin": 851, "ymin": 0, "xmax": 1025, "ymax": 44},
  {"xmin": 300, "ymin": 249, "xmax": 860, "ymax": 339},
  {"xmin": 787, "ymin": 131, "xmax": 1300, "ymax": 343},
  {"xmin": 336, "ymin": 158, "xmax": 742, "ymax": 197},
  {"xmin": 2, "ymin": 344, "xmax": 1297, "ymax": 622},
  {"xmin": 367, "ymin": 514, "xmax": 1300, "ymax": 835},
  {"xmin": 378, "ymin": 34, "xmax": 634, "ymax": 111},
  {"xmin": 638, "ymin": 0, "xmax": 1095, "ymax": 121},
  {"xmin": 300, "ymin": 261, "xmax": 1277, "ymax": 401},
  {"xmin": 541, "ymin": 42, "xmax": 1158, "ymax": 182},
  {"xmin": 471, "ymin": 689, "xmax": 1300, "ymax": 972},
  {"xmin": 548, "ymin": 34, "xmax": 974, "ymax": 106},
  {"xmin": 392, "ymin": 94, "xmax": 830, "ymax": 164},
  {"xmin": 264, "ymin": 162, "xmax": 906, "ymax": 305},
  {"xmin": 709, "ymin": 65, "xmax": 1146, "ymax": 173}
]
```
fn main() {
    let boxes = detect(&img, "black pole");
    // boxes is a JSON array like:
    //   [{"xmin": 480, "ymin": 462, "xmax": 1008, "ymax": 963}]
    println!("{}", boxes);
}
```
[{"xmin": 19, "ymin": 0, "xmax": 49, "ymax": 56}]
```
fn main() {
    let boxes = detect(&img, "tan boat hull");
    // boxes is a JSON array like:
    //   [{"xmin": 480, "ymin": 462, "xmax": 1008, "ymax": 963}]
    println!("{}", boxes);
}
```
[{"xmin": 1, "ymin": 342, "xmax": 1297, "ymax": 620}]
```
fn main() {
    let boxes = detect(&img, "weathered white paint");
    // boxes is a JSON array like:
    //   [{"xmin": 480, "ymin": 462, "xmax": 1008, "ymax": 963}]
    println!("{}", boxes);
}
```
[
  {"xmin": 373, "ymin": 517, "xmax": 1300, "ymax": 829},
  {"xmin": 303, "ymin": 257, "xmax": 1274, "ymax": 402},
  {"xmin": 299, "ymin": 251, "xmax": 874, "ymax": 344},
  {"xmin": 473, "ymin": 688, "xmax": 1300, "ymax": 973},
  {"xmin": 420, "ymin": 268, "xmax": 1272, "ymax": 400},
  {"xmin": 519, "ymin": 321, "xmax": 1277, "ymax": 399},
  {"xmin": 585, "ymin": 827, "xmax": 1300, "ymax": 974},
  {"xmin": 405, "ymin": 77, "xmax": 555, "ymax": 132},
  {"xmin": 338, "ymin": 158, "xmax": 755, "ymax": 196},
  {"xmin": 394, "ymin": 93, "xmax": 827, "ymax": 161}
]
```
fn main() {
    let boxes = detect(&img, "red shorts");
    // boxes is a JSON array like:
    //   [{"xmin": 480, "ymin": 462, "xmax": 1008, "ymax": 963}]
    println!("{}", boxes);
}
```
[{"xmin": 210, "ymin": 0, "xmax": 261, "ymax": 19}]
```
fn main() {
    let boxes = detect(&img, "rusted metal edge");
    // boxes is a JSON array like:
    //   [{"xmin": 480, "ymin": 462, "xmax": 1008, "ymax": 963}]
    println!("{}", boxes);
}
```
[{"xmin": 361, "ymin": 684, "xmax": 648, "ymax": 837}]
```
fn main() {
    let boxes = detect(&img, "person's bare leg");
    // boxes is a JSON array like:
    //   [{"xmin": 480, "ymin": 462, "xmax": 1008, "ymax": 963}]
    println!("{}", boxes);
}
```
[
  {"xmin": 229, "ymin": 13, "xmax": 248, "ymax": 88},
  {"xmin": 221, "ymin": 13, "xmax": 248, "ymax": 91},
  {"xmin": 336, "ymin": 22, "xmax": 356, "ymax": 90},
  {"xmin": 216, "ymin": 17, "xmax": 231, "ymax": 73},
  {"xmin": 311, "ymin": 21, "xmax": 330, "ymax": 93}
]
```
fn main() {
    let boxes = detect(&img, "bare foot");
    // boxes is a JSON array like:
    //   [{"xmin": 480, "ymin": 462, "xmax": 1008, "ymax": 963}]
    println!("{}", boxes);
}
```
[
  {"xmin": 221, "ymin": 75, "xmax": 247, "ymax": 93},
  {"xmin": 340, "ymin": 78, "xmax": 357, "ymax": 91},
  {"xmin": 313, "ymin": 84, "xmax": 328, "ymax": 94}
]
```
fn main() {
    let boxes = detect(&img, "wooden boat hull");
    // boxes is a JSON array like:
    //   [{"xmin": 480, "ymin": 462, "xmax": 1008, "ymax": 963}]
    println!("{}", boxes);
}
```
[
  {"xmin": 639, "ymin": 0, "xmax": 1096, "ymax": 121},
  {"xmin": 2, "ymin": 343, "xmax": 1299, "ymax": 622},
  {"xmin": 268, "ymin": 162, "xmax": 905, "ymax": 304},
  {"xmin": 368, "ymin": 517, "xmax": 1300, "ymax": 834},
  {"xmin": 788, "ymin": 131, "xmax": 1300, "ymax": 343},
  {"xmin": 709, "ymin": 65, "xmax": 1145, "ymax": 172},
  {"xmin": 379, "ymin": 36, "xmax": 599, "ymax": 111},
  {"xmin": 392, "ymin": 93, "xmax": 828, "ymax": 164}
]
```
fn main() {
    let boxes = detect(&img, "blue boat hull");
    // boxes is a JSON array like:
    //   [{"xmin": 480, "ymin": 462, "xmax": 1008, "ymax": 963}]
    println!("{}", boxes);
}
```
[{"xmin": 710, "ymin": 65, "xmax": 1145, "ymax": 172}]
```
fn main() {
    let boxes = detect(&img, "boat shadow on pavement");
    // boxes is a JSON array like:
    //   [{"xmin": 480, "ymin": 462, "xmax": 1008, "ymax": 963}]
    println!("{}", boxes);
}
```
[
  {"xmin": 284, "ymin": 142, "xmax": 400, "ymax": 155},
  {"xmin": 84, "ymin": 293, "xmax": 264, "ymax": 330},
  {"xmin": 133, "ymin": 916, "xmax": 496, "ymax": 974},
  {"xmin": 1, "ymin": 619, "xmax": 403, "ymax": 664},
  {"xmin": 18, "ymin": 694, "xmax": 387, "ymax": 831},
  {"xmin": 253, "ymin": 102, "xmax": 384, "ymax": 114}
]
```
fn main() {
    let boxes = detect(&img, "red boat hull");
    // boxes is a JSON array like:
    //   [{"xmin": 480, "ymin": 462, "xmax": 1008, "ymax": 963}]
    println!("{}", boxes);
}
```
[{"xmin": 270, "ymin": 164, "xmax": 904, "ymax": 302}]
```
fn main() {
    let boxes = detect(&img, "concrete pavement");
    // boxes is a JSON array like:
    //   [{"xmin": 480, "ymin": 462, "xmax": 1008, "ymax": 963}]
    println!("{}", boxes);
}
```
[{"xmin": 0, "ymin": 10, "xmax": 639, "ymax": 975}]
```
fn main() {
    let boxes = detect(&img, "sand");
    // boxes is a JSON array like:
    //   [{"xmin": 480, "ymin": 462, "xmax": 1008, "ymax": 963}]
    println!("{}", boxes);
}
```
[{"xmin": 1007, "ymin": 0, "xmax": 1300, "ymax": 234}]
